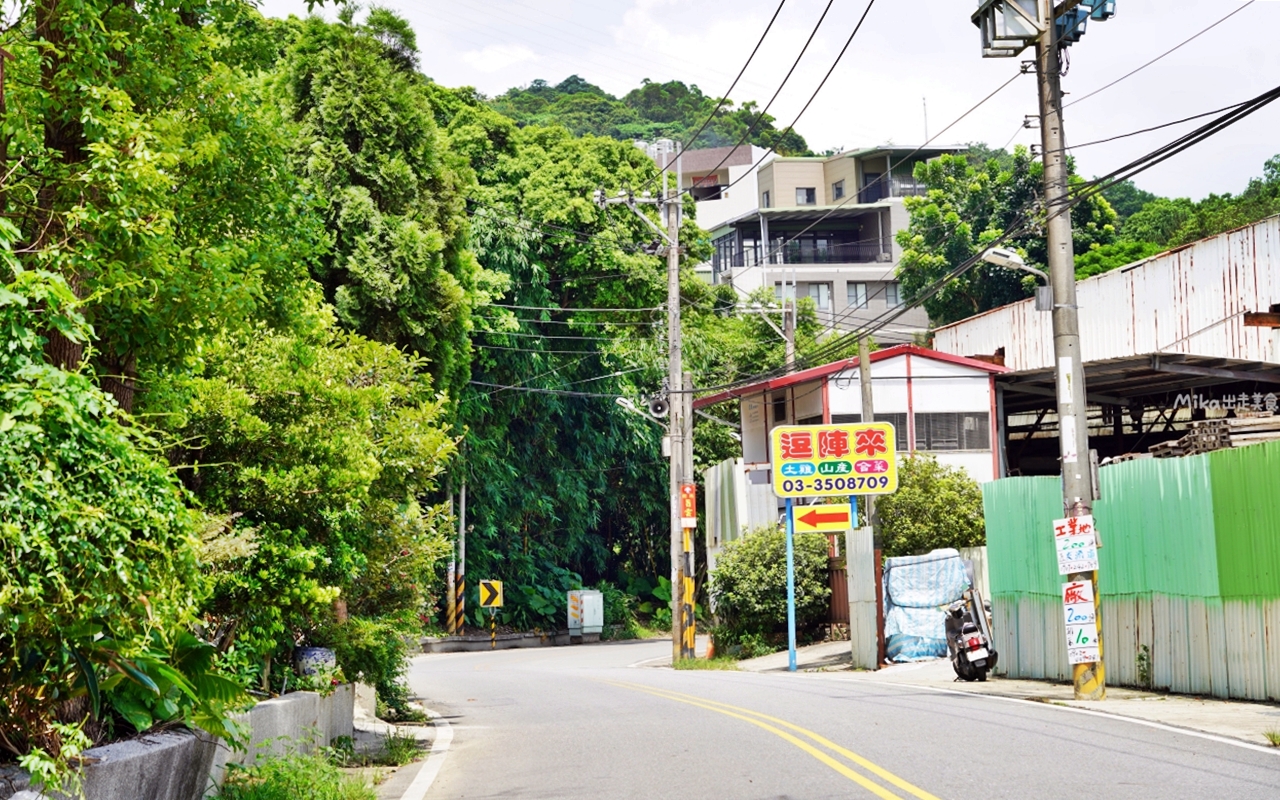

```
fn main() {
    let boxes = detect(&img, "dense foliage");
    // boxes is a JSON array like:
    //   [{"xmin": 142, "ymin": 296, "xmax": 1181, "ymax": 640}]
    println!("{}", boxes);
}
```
[
  {"xmin": 894, "ymin": 148, "xmax": 1117, "ymax": 326},
  {"xmin": 0, "ymin": 1, "xmax": 824, "ymax": 781},
  {"xmin": 490, "ymin": 75, "xmax": 809, "ymax": 154},
  {"xmin": 873, "ymin": 456, "xmax": 986, "ymax": 558},
  {"xmin": 0, "ymin": 269, "xmax": 240, "ymax": 784}
]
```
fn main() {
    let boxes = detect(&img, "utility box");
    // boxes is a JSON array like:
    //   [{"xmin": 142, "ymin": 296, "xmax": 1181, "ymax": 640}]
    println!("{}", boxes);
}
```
[{"xmin": 568, "ymin": 590, "xmax": 604, "ymax": 639}]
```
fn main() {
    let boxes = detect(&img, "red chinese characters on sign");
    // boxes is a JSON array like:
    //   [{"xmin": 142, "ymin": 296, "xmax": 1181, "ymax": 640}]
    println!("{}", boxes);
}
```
[
  {"xmin": 817, "ymin": 429, "xmax": 850, "ymax": 458},
  {"xmin": 1063, "ymin": 582, "xmax": 1091, "ymax": 605},
  {"xmin": 779, "ymin": 431, "xmax": 814, "ymax": 460},
  {"xmin": 854, "ymin": 429, "xmax": 888, "ymax": 457},
  {"xmin": 1053, "ymin": 515, "xmax": 1095, "ymax": 538}
]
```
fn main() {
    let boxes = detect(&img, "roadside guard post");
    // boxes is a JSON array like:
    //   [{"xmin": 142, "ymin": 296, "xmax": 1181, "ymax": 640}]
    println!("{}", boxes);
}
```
[
  {"xmin": 771, "ymin": 423, "xmax": 898, "ymax": 672},
  {"xmin": 480, "ymin": 580, "xmax": 503, "ymax": 649}
]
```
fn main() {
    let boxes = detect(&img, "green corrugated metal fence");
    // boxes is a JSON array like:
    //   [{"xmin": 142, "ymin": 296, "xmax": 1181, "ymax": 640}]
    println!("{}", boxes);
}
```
[{"xmin": 985, "ymin": 440, "xmax": 1280, "ymax": 700}]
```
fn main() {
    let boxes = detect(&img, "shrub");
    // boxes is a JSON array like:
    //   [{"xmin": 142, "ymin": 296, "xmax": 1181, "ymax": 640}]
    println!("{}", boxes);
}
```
[
  {"xmin": 596, "ymin": 582, "xmax": 641, "ymax": 640},
  {"xmin": 709, "ymin": 526, "xmax": 830, "ymax": 646},
  {"xmin": 218, "ymin": 752, "xmax": 375, "ymax": 800},
  {"xmin": 874, "ymin": 455, "xmax": 985, "ymax": 558}
]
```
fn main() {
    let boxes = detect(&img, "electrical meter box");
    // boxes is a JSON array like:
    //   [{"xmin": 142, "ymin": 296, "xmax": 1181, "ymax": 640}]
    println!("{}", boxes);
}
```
[{"xmin": 567, "ymin": 590, "xmax": 604, "ymax": 638}]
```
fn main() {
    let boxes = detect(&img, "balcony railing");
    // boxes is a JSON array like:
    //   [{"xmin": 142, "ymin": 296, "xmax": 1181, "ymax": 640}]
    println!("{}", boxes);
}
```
[
  {"xmin": 858, "ymin": 177, "xmax": 929, "ymax": 204},
  {"xmin": 714, "ymin": 241, "xmax": 890, "ymax": 269}
]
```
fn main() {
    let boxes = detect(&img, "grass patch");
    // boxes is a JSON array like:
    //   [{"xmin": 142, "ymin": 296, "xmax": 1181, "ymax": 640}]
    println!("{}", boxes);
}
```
[
  {"xmin": 673, "ymin": 657, "xmax": 740, "ymax": 671},
  {"xmin": 1264, "ymin": 729, "xmax": 1280, "ymax": 747},
  {"xmin": 218, "ymin": 753, "xmax": 375, "ymax": 800},
  {"xmin": 380, "ymin": 727, "xmax": 426, "ymax": 766}
]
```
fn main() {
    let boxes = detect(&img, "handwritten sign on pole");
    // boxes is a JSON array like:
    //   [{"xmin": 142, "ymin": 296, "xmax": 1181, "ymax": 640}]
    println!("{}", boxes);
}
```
[
  {"xmin": 1062, "ymin": 580, "xmax": 1100, "ymax": 665},
  {"xmin": 1053, "ymin": 515, "xmax": 1099, "ymax": 575}
]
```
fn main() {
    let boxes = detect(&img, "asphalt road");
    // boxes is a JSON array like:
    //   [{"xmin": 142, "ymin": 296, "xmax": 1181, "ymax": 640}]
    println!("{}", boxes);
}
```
[{"xmin": 406, "ymin": 639, "xmax": 1280, "ymax": 799}]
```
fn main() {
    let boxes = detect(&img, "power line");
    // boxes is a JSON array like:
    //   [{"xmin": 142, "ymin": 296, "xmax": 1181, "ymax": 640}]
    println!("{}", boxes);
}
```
[
  {"xmin": 1066, "ymin": 100, "xmax": 1251, "ymax": 152},
  {"xmin": 1064, "ymin": 1, "xmax": 1256, "ymax": 109},
  {"xmin": 650, "ymin": 0, "xmax": 789, "ymax": 183},
  {"xmin": 485, "ymin": 302, "xmax": 663, "ymax": 313},
  {"xmin": 704, "ymin": 0, "xmax": 883, "ymax": 201},
  {"xmin": 474, "ymin": 329, "xmax": 618, "ymax": 341},
  {"xmin": 473, "ymin": 344, "xmax": 602, "ymax": 355},
  {"xmin": 644, "ymin": 0, "xmax": 841, "ymax": 194},
  {"xmin": 474, "ymin": 313, "xmax": 660, "ymax": 327},
  {"xmin": 467, "ymin": 381, "xmax": 618, "ymax": 399}
]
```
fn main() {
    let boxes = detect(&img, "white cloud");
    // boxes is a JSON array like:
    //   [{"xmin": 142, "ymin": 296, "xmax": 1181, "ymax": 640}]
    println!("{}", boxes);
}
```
[{"xmin": 462, "ymin": 44, "xmax": 540, "ymax": 74}]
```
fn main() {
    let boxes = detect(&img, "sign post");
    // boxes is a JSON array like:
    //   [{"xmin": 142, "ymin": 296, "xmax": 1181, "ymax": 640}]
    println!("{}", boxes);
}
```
[
  {"xmin": 771, "ymin": 423, "xmax": 898, "ymax": 672},
  {"xmin": 479, "ymin": 580, "xmax": 503, "ymax": 650}
]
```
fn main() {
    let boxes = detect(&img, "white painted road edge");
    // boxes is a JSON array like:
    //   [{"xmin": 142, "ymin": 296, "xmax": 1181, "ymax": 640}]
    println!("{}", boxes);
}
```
[
  {"xmin": 827, "ymin": 675, "xmax": 1280, "ymax": 758},
  {"xmin": 398, "ymin": 706, "xmax": 454, "ymax": 800}
]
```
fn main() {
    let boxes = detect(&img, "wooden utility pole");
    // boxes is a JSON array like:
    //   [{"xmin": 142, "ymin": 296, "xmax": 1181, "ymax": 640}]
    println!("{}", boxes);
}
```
[{"xmin": 1035, "ymin": 0, "xmax": 1103, "ymax": 700}]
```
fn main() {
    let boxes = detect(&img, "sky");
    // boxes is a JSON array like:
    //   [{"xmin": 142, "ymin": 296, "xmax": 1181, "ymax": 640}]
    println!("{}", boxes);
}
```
[{"xmin": 255, "ymin": 0, "xmax": 1280, "ymax": 200}]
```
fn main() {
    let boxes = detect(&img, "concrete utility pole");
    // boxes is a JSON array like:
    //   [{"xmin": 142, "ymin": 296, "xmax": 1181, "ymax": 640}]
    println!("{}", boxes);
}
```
[
  {"xmin": 596, "ymin": 142, "xmax": 695, "ymax": 662},
  {"xmin": 857, "ymin": 337, "xmax": 876, "ymax": 529},
  {"xmin": 783, "ymin": 297, "xmax": 796, "ymax": 369},
  {"xmin": 1035, "ymin": 0, "xmax": 1103, "ymax": 701}
]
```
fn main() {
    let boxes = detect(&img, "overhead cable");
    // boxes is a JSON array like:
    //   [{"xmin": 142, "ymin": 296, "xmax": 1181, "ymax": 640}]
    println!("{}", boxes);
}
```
[
  {"xmin": 649, "ymin": 0, "xmax": 790, "ymax": 184},
  {"xmin": 1064, "ymin": 2, "xmax": 1256, "ymax": 109}
]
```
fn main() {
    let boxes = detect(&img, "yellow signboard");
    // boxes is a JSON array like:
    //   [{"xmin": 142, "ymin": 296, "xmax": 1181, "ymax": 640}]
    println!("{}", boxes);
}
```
[
  {"xmin": 792, "ymin": 503, "xmax": 854, "ymax": 533},
  {"xmin": 770, "ymin": 423, "xmax": 899, "ymax": 498},
  {"xmin": 479, "ymin": 580, "xmax": 504, "ymax": 608}
]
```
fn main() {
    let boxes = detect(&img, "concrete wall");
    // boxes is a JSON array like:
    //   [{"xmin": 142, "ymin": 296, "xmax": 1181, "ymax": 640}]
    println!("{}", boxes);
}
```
[{"xmin": 1, "ymin": 688, "xmax": 355, "ymax": 800}]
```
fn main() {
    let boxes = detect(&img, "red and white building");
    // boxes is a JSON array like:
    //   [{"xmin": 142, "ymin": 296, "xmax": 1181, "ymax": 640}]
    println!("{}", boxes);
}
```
[{"xmin": 696, "ymin": 344, "xmax": 1010, "ymax": 485}]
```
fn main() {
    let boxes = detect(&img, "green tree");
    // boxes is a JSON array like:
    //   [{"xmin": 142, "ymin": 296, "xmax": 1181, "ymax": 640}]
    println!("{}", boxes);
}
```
[
  {"xmin": 152, "ymin": 313, "xmax": 456, "ymax": 697},
  {"xmin": 272, "ymin": 13, "xmax": 480, "ymax": 400},
  {"xmin": 2, "ymin": 0, "xmax": 321, "ymax": 411},
  {"xmin": 895, "ymin": 147, "xmax": 1117, "ymax": 325},
  {"xmin": 1101, "ymin": 179, "xmax": 1159, "ymax": 222},
  {"xmin": 874, "ymin": 455, "xmax": 985, "ymax": 558}
]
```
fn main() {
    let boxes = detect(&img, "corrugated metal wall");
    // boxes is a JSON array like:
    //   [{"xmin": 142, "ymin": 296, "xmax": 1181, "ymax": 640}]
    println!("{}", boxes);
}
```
[
  {"xmin": 985, "ymin": 441, "xmax": 1280, "ymax": 699},
  {"xmin": 933, "ymin": 214, "xmax": 1280, "ymax": 369}
]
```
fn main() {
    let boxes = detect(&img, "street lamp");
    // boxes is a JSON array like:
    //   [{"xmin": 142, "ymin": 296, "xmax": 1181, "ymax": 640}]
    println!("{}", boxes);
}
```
[{"xmin": 982, "ymin": 247, "xmax": 1053, "ymax": 312}]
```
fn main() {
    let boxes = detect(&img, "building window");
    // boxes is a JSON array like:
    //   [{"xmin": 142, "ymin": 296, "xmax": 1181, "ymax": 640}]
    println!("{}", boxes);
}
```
[
  {"xmin": 796, "ymin": 187, "xmax": 817, "ymax": 205},
  {"xmin": 831, "ymin": 413, "xmax": 909, "ymax": 451},
  {"xmin": 797, "ymin": 415, "xmax": 824, "ymax": 426},
  {"xmin": 915, "ymin": 412, "xmax": 990, "ymax": 451},
  {"xmin": 773, "ymin": 282, "xmax": 796, "ymax": 301},
  {"xmin": 848, "ymin": 282, "xmax": 868, "ymax": 309},
  {"xmin": 762, "ymin": 190, "xmax": 771, "ymax": 208},
  {"xmin": 832, "ymin": 180, "xmax": 845, "ymax": 201},
  {"xmin": 885, "ymin": 281, "xmax": 901, "ymax": 307},
  {"xmin": 808, "ymin": 282, "xmax": 831, "ymax": 310},
  {"xmin": 772, "ymin": 392, "xmax": 787, "ymax": 423}
]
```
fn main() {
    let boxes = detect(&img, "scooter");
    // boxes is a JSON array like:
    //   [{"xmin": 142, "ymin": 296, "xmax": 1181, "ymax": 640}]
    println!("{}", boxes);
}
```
[{"xmin": 945, "ymin": 585, "xmax": 997, "ymax": 682}]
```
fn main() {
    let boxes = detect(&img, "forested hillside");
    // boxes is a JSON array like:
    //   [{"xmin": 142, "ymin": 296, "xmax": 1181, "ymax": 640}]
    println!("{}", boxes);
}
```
[
  {"xmin": 0, "ymin": 3, "xmax": 802, "ymax": 779},
  {"xmin": 490, "ymin": 75, "xmax": 811, "ymax": 154}
]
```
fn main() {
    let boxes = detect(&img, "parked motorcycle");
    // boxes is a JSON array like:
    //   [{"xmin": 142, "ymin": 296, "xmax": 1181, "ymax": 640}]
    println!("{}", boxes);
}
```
[{"xmin": 945, "ymin": 584, "xmax": 997, "ymax": 682}]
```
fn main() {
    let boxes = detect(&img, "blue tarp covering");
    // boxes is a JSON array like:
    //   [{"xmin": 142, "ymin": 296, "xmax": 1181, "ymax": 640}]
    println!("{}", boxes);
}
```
[{"xmin": 883, "ymin": 549, "xmax": 970, "ymax": 662}]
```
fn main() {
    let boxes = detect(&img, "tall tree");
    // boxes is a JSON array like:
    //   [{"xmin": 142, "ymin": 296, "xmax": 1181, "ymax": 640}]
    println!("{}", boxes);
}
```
[
  {"xmin": 895, "ymin": 147, "xmax": 1117, "ymax": 326},
  {"xmin": 2, "ymin": 0, "xmax": 320, "ymax": 410}
]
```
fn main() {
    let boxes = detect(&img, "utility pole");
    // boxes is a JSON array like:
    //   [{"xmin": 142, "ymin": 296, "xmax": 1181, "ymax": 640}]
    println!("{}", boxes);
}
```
[
  {"xmin": 1035, "ymin": 0, "xmax": 1103, "ymax": 701},
  {"xmin": 447, "ymin": 482, "xmax": 456, "ymax": 635},
  {"xmin": 857, "ymin": 337, "xmax": 876, "ymax": 529},
  {"xmin": 456, "ymin": 477, "xmax": 467, "ymax": 635},
  {"xmin": 595, "ymin": 140, "xmax": 695, "ymax": 662},
  {"xmin": 783, "ymin": 297, "xmax": 796, "ymax": 369}
]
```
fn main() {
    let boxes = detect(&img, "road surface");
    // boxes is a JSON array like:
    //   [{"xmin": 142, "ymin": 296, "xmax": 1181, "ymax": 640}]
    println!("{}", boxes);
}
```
[{"xmin": 406, "ymin": 639, "xmax": 1280, "ymax": 799}]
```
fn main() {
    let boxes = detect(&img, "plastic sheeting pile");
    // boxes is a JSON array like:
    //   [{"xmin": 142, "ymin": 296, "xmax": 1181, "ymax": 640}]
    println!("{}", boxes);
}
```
[{"xmin": 883, "ymin": 548, "xmax": 970, "ymax": 662}]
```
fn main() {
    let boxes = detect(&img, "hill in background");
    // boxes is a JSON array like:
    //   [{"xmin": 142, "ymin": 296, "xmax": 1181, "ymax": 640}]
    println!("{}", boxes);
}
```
[{"xmin": 489, "ymin": 75, "xmax": 810, "ymax": 155}]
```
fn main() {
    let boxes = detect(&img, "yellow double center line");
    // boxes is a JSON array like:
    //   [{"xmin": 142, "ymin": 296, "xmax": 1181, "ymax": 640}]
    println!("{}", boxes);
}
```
[{"xmin": 604, "ymin": 681, "xmax": 939, "ymax": 800}]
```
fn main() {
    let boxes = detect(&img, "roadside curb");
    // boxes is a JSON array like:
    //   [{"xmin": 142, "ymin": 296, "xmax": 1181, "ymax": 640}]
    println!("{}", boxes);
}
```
[{"xmin": 393, "ymin": 707, "xmax": 453, "ymax": 800}]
